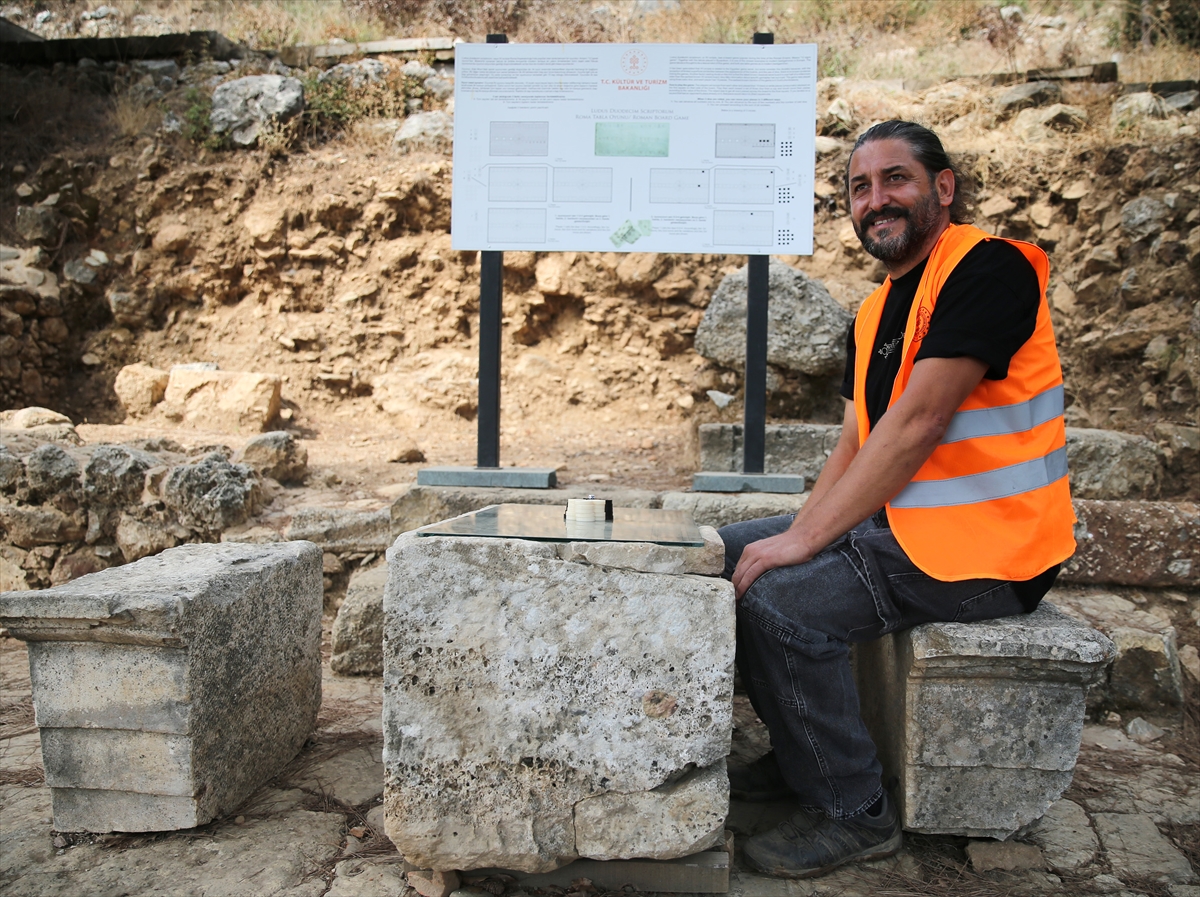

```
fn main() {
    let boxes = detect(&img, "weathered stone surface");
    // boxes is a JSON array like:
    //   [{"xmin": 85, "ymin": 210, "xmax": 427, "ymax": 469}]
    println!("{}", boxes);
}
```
[
  {"xmin": 997, "ymin": 80, "xmax": 1063, "ymax": 115},
  {"xmin": 855, "ymin": 602, "xmax": 1116, "ymax": 839},
  {"xmin": 556, "ymin": 525, "xmax": 724, "ymax": 575},
  {"xmin": 328, "ymin": 859, "xmax": 410, "ymax": 897},
  {"xmin": 1063, "ymin": 500, "xmax": 1198, "ymax": 587},
  {"xmin": 0, "ymin": 541, "xmax": 323, "ymax": 832},
  {"xmin": 14, "ymin": 204, "xmax": 62, "ymax": 245},
  {"xmin": 383, "ymin": 531, "xmax": 734, "ymax": 872},
  {"xmin": 407, "ymin": 869, "xmax": 461, "ymax": 897},
  {"xmin": 331, "ymin": 563, "xmax": 389, "ymax": 676},
  {"xmin": 287, "ymin": 507, "xmax": 392, "ymax": 553},
  {"xmin": 1065, "ymin": 428, "xmax": 1162, "ymax": 499},
  {"xmin": 1112, "ymin": 92, "xmax": 1169, "ymax": 128},
  {"xmin": 210, "ymin": 75, "xmax": 305, "ymax": 147},
  {"xmin": 694, "ymin": 260, "xmax": 853, "ymax": 377},
  {"xmin": 0, "ymin": 503, "xmax": 86, "ymax": 548},
  {"xmin": 83, "ymin": 444, "xmax": 157, "ymax": 507},
  {"xmin": 0, "ymin": 782, "xmax": 341, "ymax": 896},
  {"xmin": 115, "ymin": 511, "xmax": 180, "ymax": 562},
  {"xmin": 235, "ymin": 431, "xmax": 308, "ymax": 484},
  {"xmin": 394, "ymin": 111, "xmax": 453, "ymax": 154},
  {"xmin": 698, "ymin": 423, "xmax": 842, "ymax": 483},
  {"xmin": 161, "ymin": 453, "xmax": 260, "ymax": 536},
  {"xmin": 965, "ymin": 840, "xmax": 1047, "ymax": 872},
  {"xmin": 112, "ymin": 362, "xmax": 168, "ymax": 417},
  {"xmin": 318, "ymin": 58, "xmax": 387, "ymax": 88},
  {"xmin": 660, "ymin": 491, "xmax": 805, "ymax": 530},
  {"xmin": 1050, "ymin": 588, "xmax": 1184, "ymax": 714},
  {"xmin": 1027, "ymin": 798, "xmax": 1099, "ymax": 873},
  {"xmin": 158, "ymin": 367, "xmax": 282, "ymax": 432},
  {"xmin": 1093, "ymin": 813, "xmax": 1196, "ymax": 884},
  {"xmin": 295, "ymin": 743, "xmax": 384, "ymax": 806},
  {"xmin": 0, "ymin": 445, "xmax": 23, "ymax": 493},
  {"xmin": 573, "ymin": 760, "xmax": 728, "ymax": 861},
  {"xmin": 390, "ymin": 485, "xmax": 659, "ymax": 536},
  {"xmin": 23, "ymin": 444, "xmax": 81, "ymax": 502},
  {"xmin": 1122, "ymin": 196, "xmax": 1173, "ymax": 243}
]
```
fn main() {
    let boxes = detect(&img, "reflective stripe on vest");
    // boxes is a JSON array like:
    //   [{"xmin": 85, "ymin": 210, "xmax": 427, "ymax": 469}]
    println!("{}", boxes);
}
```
[
  {"xmin": 892, "ymin": 445, "xmax": 1068, "ymax": 509},
  {"xmin": 941, "ymin": 383, "xmax": 1064, "ymax": 444}
]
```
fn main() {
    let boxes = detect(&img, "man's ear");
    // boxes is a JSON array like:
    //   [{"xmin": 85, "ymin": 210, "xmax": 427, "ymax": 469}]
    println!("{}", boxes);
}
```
[{"xmin": 935, "ymin": 168, "xmax": 955, "ymax": 209}]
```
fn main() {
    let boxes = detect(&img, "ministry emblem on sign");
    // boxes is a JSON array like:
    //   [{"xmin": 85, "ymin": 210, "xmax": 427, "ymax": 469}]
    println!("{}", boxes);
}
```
[{"xmin": 620, "ymin": 48, "xmax": 649, "ymax": 75}]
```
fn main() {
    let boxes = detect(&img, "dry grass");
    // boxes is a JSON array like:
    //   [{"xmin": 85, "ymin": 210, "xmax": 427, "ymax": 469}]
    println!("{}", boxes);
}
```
[
  {"xmin": 0, "ymin": 696, "xmax": 35, "ymax": 740},
  {"xmin": 110, "ymin": 92, "xmax": 162, "ymax": 139}
]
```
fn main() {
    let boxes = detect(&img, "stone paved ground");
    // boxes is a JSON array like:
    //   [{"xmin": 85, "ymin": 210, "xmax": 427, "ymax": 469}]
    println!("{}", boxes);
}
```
[{"xmin": 1, "ymin": 634, "xmax": 1196, "ymax": 897}]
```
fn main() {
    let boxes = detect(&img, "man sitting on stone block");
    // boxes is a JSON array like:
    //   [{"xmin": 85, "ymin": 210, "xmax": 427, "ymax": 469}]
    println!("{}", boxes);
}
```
[{"xmin": 721, "ymin": 120, "xmax": 1075, "ymax": 878}]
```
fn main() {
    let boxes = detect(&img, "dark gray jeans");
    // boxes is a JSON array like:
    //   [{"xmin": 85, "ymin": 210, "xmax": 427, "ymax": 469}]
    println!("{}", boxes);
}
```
[{"xmin": 720, "ymin": 512, "xmax": 1027, "ymax": 819}]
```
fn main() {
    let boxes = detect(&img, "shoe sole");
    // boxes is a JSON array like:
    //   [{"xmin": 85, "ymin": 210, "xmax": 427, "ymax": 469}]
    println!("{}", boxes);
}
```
[{"xmin": 744, "ymin": 830, "xmax": 903, "ymax": 879}]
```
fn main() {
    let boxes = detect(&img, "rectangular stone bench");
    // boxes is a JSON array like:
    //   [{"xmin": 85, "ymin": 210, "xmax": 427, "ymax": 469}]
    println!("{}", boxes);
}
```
[
  {"xmin": 0, "ymin": 541, "xmax": 323, "ymax": 833},
  {"xmin": 854, "ymin": 601, "xmax": 1117, "ymax": 839},
  {"xmin": 382, "ymin": 527, "xmax": 736, "ymax": 874}
]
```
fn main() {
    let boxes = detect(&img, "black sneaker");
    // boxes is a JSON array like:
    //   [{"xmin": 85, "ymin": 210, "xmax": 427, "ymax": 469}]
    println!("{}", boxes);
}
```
[
  {"xmin": 728, "ymin": 751, "xmax": 797, "ymax": 802},
  {"xmin": 742, "ymin": 792, "xmax": 903, "ymax": 879}
]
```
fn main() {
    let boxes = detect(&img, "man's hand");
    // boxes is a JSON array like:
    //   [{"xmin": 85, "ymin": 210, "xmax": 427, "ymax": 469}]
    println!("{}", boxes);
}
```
[{"xmin": 731, "ymin": 526, "xmax": 816, "ymax": 600}]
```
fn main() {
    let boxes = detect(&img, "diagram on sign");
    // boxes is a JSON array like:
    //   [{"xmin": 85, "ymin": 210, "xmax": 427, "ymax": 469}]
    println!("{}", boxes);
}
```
[{"xmin": 451, "ymin": 42, "xmax": 817, "ymax": 255}]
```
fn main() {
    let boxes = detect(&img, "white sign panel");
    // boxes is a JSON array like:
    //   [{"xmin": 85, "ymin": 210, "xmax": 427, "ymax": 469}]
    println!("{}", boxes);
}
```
[{"xmin": 451, "ymin": 42, "xmax": 817, "ymax": 255}]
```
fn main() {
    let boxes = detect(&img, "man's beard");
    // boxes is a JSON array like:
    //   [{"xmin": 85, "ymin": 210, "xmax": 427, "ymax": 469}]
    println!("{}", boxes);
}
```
[{"xmin": 854, "ymin": 187, "xmax": 943, "ymax": 265}]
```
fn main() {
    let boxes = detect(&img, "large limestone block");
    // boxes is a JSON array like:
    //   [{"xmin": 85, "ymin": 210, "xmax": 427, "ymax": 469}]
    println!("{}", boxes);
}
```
[
  {"xmin": 0, "ymin": 541, "xmax": 323, "ymax": 832},
  {"xmin": 855, "ymin": 602, "xmax": 1115, "ymax": 839},
  {"xmin": 383, "ymin": 531, "xmax": 735, "ymax": 873},
  {"xmin": 698, "ymin": 423, "xmax": 842, "ymax": 482},
  {"xmin": 113, "ymin": 363, "xmax": 169, "ymax": 418},
  {"xmin": 158, "ymin": 368, "xmax": 282, "ymax": 432},
  {"xmin": 1062, "ymin": 500, "xmax": 1198, "ymax": 588}
]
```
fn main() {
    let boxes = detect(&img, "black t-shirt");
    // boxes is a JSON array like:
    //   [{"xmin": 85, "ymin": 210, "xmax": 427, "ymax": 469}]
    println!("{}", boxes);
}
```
[{"xmin": 840, "ymin": 239, "xmax": 1057, "ymax": 609}]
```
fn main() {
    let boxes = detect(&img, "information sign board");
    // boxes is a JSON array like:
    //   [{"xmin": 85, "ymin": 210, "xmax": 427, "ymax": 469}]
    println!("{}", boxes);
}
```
[{"xmin": 451, "ymin": 42, "xmax": 817, "ymax": 255}]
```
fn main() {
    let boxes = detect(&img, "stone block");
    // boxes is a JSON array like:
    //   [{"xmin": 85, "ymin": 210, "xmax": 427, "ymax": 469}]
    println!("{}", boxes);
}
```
[
  {"xmin": 1051, "ymin": 588, "xmax": 1184, "ymax": 714},
  {"xmin": 390, "ymin": 485, "xmax": 660, "ymax": 536},
  {"xmin": 659, "ymin": 491, "xmax": 805, "ymax": 530},
  {"xmin": 331, "ymin": 563, "xmax": 389, "ymax": 676},
  {"xmin": 1062, "ymin": 500, "xmax": 1198, "ymax": 587},
  {"xmin": 382, "ymin": 530, "xmax": 735, "ymax": 873},
  {"xmin": 0, "ymin": 541, "xmax": 323, "ymax": 832},
  {"xmin": 1094, "ymin": 813, "xmax": 1196, "ymax": 884},
  {"xmin": 287, "ymin": 507, "xmax": 393, "ymax": 554},
  {"xmin": 854, "ymin": 603, "xmax": 1115, "ymax": 839},
  {"xmin": 698, "ymin": 423, "xmax": 842, "ymax": 482},
  {"xmin": 1065, "ymin": 427, "xmax": 1162, "ymax": 499},
  {"xmin": 158, "ymin": 368, "xmax": 282, "ymax": 432},
  {"xmin": 234, "ymin": 431, "xmax": 307, "ymax": 484},
  {"xmin": 1026, "ymin": 798, "xmax": 1099, "ymax": 873}
]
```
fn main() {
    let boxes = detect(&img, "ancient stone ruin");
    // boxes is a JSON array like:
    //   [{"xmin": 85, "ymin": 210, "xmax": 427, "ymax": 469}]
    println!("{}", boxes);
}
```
[
  {"xmin": 381, "ymin": 527, "xmax": 733, "ymax": 873},
  {"xmin": 0, "ymin": 541, "xmax": 322, "ymax": 832}
]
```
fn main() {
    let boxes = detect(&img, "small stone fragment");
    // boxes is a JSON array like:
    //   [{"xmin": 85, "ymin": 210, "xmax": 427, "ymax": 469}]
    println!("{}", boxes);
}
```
[
  {"xmin": 966, "ymin": 840, "xmax": 1048, "ymax": 872},
  {"xmin": 408, "ymin": 869, "xmax": 462, "ymax": 897},
  {"xmin": 1126, "ymin": 717, "xmax": 1166, "ymax": 743}
]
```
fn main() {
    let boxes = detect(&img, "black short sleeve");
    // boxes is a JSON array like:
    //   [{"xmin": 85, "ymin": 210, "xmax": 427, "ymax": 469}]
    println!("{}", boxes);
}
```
[{"xmin": 913, "ymin": 240, "xmax": 1041, "ymax": 380}]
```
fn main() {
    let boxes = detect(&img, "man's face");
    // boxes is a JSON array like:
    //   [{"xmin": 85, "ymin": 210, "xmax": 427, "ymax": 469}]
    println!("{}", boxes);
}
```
[{"xmin": 847, "ymin": 138, "xmax": 952, "ymax": 270}]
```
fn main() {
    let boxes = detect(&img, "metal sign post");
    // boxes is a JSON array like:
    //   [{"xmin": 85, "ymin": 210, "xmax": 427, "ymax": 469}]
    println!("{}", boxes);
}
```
[
  {"xmin": 691, "ymin": 33, "xmax": 804, "ymax": 494},
  {"xmin": 417, "ymin": 34, "xmax": 559, "ymax": 488}
]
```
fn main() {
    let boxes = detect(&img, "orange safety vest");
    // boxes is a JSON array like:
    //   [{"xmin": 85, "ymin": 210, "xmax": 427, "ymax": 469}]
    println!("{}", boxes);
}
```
[{"xmin": 853, "ymin": 223, "xmax": 1076, "ymax": 582}]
